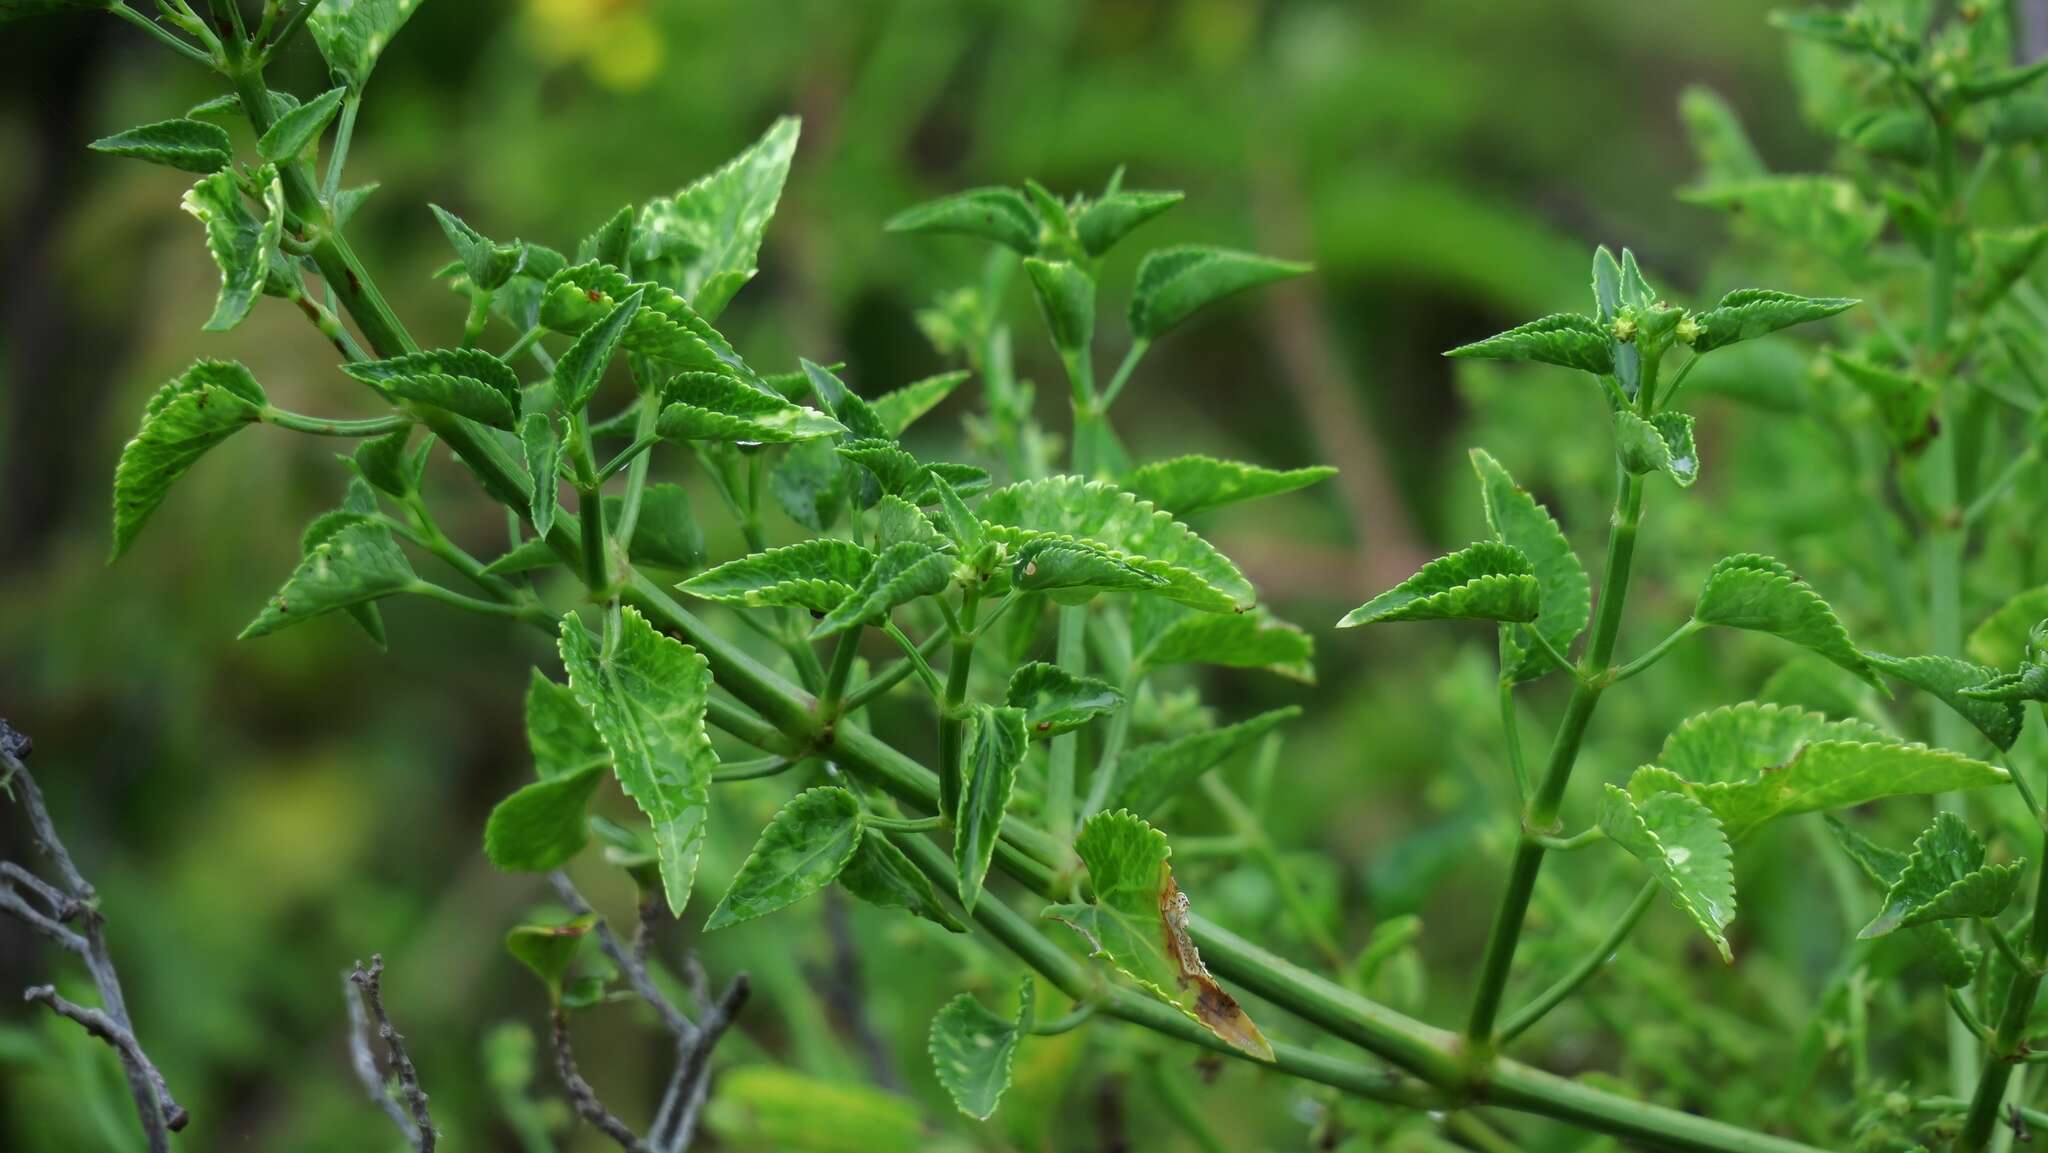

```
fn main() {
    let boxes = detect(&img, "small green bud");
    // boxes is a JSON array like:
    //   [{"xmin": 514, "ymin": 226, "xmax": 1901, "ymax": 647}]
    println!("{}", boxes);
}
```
[
  {"xmin": 1611, "ymin": 312, "xmax": 1638, "ymax": 342},
  {"xmin": 1675, "ymin": 314, "xmax": 1702, "ymax": 345}
]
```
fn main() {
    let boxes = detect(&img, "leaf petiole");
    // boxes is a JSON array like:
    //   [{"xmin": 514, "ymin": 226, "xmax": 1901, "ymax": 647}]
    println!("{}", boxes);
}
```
[
  {"xmin": 1611, "ymin": 619, "xmax": 1703, "ymax": 684},
  {"xmin": 261, "ymin": 408, "xmax": 410, "ymax": 437}
]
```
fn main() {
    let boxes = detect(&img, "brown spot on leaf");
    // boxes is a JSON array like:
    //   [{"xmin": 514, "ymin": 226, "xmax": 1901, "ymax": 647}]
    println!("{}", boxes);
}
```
[{"xmin": 1157, "ymin": 873, "xmax": 1274, "ymax": 1061}]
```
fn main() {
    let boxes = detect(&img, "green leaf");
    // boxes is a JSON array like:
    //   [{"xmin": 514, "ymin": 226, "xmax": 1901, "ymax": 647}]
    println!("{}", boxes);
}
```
[
  {"xmin": 1121, "ymin": 455, "xmax": 1336, "ymax": 517},
  {"xmin": 634, "ymin": 117, "xmax": 799, "ymax": 318},
  {"xmin": 929, "ymin": 980, "xmax": 1035, "ymax": 1119},
  {"xmin": 1012, "ymin": 537, "xmax": 1166, "ymax": 602},
  {"xmin": 542, "ymin": 262, "xmax": 762, "ymax": 387},
  {"xmin": 1130, "ymin": 600, "xmax": 1315, "ymax": 682},
  {"xmin": 885, "ymin": 187, "xmax": 1040, "ymax": 254},
  {"xmin": 977, "ymin": 476, "xmax": 1256, "ymax": 613},
  {"xmin": 182, "ymin": 168, "xmax": 281, "ymax": 332},
  {"xmin": 871, "ymin": 371, "xmax": 969, "ymax": 437},
  {"xmin": 1866, "ymin": 653, "xmax": 2024, "ymax": 751},
  {"xmin": 1964, "ymin": 225, "xmax": 2048, "ymax": 311},
  {"xmin": 1827, "ymin": 352, "xmax": 1938, "ymax": 454},
  {"xmin": 322, "ymin": 481, "xmax": 390, "ymax": 647},
  {"xmin": 812, "ymin": 542, "xmax": 954, "ymax": 638},
  {"xmin": 1076, "ymin": 190, "xmax": 1183, "ymax": 257},
  {"xmin": 1446, "ymin": 313, "xmax": 1615, "ymax": 376},
  {"xmin": 1023, "ymin": 258, "xmax": 1094, "ymax": 355},
  {"xmin": 928, "ymin": 473, "xmax": 985, "ymax": 554},
  {"xmin": 350, "ymin": 428, "xmax": 417, "ymax": 498},
  {"xmin": 954, "ymin": 705, "xmax": 1027, "ymax": 910},
  {"xmin": 1129, "ymin": 245, "xmax": 1309, "ymax": 342},
  {"xmin": 1114, "ymin": 707, "xmax": 1299, "ymax": 816},
  {"xmin": 1860, "ymin": 813, "xmax": 2023, "ymax": 938},
  {"xmin": 256, "ymin": 86, "xmax": 346, "ymax": 163},
  {"xmin": 1469, "ymin": 449, "xmax": 1588, "ymax": 681},
  {"xmin": 110, "ymin": 360, "xmax": 268, "ymax": 560},
  {"xmin": 241, "ymin": 520, "xmax": 417, "ymax": 638},
  {"xmin": 484, "ymin": 765, "xmax": 604, "ymax": 873},
  {"xmin": 1635, "ymin": 703, "xmax": 2008, "ymax": 840},
  {"xmin": 873, "ymin": 496, "xmax": 944, "ymax": 552},
  {"xmin": 1044, "ymin": 811, "xmax": 1273, "ymax": 1060},
  {"xmin": 680, "ymin": 540, "xmax": 875, "ymax": 613},
  {"xmin": 1692, "ymin": 554, "xmax": 1881, "ymax": 688},
  {"xmin": 1338, "ymin": 541, "xmax": 1539, "ymax": 627},
  {"xmin": 554, "ymin": 289, "xmax": 644, "ymax": 410},
  {"xmin": 836, "ymin": 439, "xmax": 925, "ymax": 497},
  {"xmin": 621, "ymin": 484, "xmax": 706, "ymax": 571},
  {"xmin": 308, "ymin": 0, "xmax": 425, "ymax": 89},
  {"xmin": 1614, "ymin": 410, "xmax": 1700, "ymax": 487},
  {"xmin": 505, "ymin": 914, "xmax": 596, "ymax": 1000},
  {"xmin": 657, "ymin": 372, "xmax": 844, "ymax": 444},
  {"xmin": 1598, "ymin": 786, "xmax": 1737, "ymax": 962},
  {"xmin": 342, "ymin": 348, "xmax": 521, "ymax": 429},
  {"xmin": 431, "ymin": 205, "xmax": 525, "ymax": 291},
  {"xmin": 1845, "ymin": 109, "xmax": 1933, "ymax": 164},
  {"xmin": 1958, "ymin": 56, "xmax": 2048, "ymax": 103},
  {"xmin": 1006, "ymin": 663, "xmax": 1122, "ymax": 738},
  {"xmin": 839, "ymin": 831, "xmax": 966, "ymax": 932},
  {"xmin": 772, "ymin": 440, "xmax": 852, "ymax": 532},
  {"xmin": 526, "ymin": 669, "xmax": 609, "ymax": 779},
  {"xmin": 1686, "ymin": 288, "xmax": 1856, "ymax": 353},
  {"xmin": 581, "ymin": 204, "xmax": 634, "ymax": 270},
  {"xmin": 88, "ymin": 118, "xmax": 232, "ymax": 175},
  {"xmin": 558, "ymin": 608, "xmax": 719, "ymax": 917},
  {"xmin": 1680, "ymin": 177, "xmax": 1886, "ymax": 266},
  {"xmin": 705, "ymin": 787, "xmax": 863, "ymax": 931},
  {"xmin": 1825, "ymin": 816, "xmax": 1979, "ymax": 987},
  {"xmin": 521, "ymin": 413, "xmax": 561, "ymax": 536},
  {"xmin": 1990, "ymin": 95, "xmax": 2048, "ymax": 143},
  {"xmin": 1969, "ymin": 586, "xmax": 2048, "ymax": 669}
]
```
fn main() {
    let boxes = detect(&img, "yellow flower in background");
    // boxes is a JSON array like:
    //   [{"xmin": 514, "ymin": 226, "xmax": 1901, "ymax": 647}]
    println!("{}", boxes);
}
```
[{"xmin": 524, "ymin": 0, "xmax": 665, "ymax": 90}]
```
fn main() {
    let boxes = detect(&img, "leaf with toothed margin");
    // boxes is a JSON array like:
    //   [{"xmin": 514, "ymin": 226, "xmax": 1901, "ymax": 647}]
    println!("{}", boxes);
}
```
[
  {"xmin": 1968, "ymin": 586, "xmax": 2048, "ymax": 669},
  {"xmin": 954, "ymin": 705, "xmax": 1027, "ymax": 911},
  {"xmin": 634, "ymin": 117, "xmax": 799, "ymax": 319},
  {"xmin": 679, "ymin": 539, "xmax": 875, "ymax": 614},
  {"xmin": 1692, "ymin": 554, "xmax": 1882, "ymax": 688},
  {"xmin": 871, "ymin": 371, "xmax": 970, "ymax": 436},
  {"xmin": 300, "ymin": 480, "xmax": 389, "ymax": 647},
  {"xmin": 1011, "ymin": 537, "xmax": 1166, "ymax": 603},
  {"xmin": 1120, "ymin": 455, "xmax": 1336, "ymax": 517},
  {"xmin": 1128, "ymin": 245, "xmax": 1309, "ymax": 342},
  {"xmin": 836, "ymin": 439, "xmax": 925, "ymax": 496},
  {"xmin": 308, "ymin": 0, "xmax": 425, "ymax": 90},
  {"xmin": 540, "ymin": 261, "xmax": 764, "ymax": 388},
  {"xmin": 1828, "ymin": 352, "xmax": 1938, "ymax": 455},
  {"xmin": 241, "ymin": 520, "xmax": 416, "ymax": 639},
  {"xmin": 885, "ymin": 187, "xmax": 1041, "ymax": 254},
  {"xmin": 839, "ymin": 831, "xmax": 966, "ymax": 933},
  {"xmin": 521, "ymin": 413, "xmax": 561, "ymax": 536},
  {"xmin": 1470, "ymin": 449, "xmax": 1588, "ymax": 681},
  {"xmin": 110, "ymin": 360, "xmax": 268, "ymax": 560},
  {"xmin": 1130, "ymin": 597, "xmax": 1315, "ymax": 682},
  {"xmin": 1866, "ymin": 653, "xmax": 2024, "ymax": 751},
  {"xmin": 89, "ymin": 118, "xmax": 232, "ymax": 174},
  {"xmin": 256, "ymin": 86, "xmax": 346, "ymax": 163},
  {"xmin": 874, "ymin": 495, "xmax": 945, "ymax": 551},
  {"xmin": 811, "ymin": 542, "xmax": 955, "ymax": 638},
  {"xmin": 929, "ymin": 979, "xmax": 1035, "ymax": 1120},
  {"xmin": 1338, "ymin": 541, "xmax": 1539, "ymax": 627},
  {"xmin": 656, "ymin": 372, "xmax": 844, "ymax": 444},
  {"xmin": 1113, "ymin": 707, "xmax": 1300, "ymax": 816},
  {"xmin": 1043, "ymin": 811, "xmax": 1273, "ymax": 1060},
  {"xmin": 553, "ymin": 289, "xmax": 643, "ymax": 410},
  {"xmin": 1859, "ymin": 812, "xmax": 2022, "ymax": 938},
  {"xmin": 1614, "ymin": 410, "xmax": 1701, "ymax": 487},
  {"xmin": 1825, "ymin": 816, "xmax": 1979, "ymax": 986},
  {"xmin": 1006, "ymin": 662, "xmax": 1123, "ymax": 738},
  {"xmin": 1446, "ymin": 313, "xmax": 1615, "ymax": 376},
  {"xmin": 557, "ymin": 609, "xmax": 718, "ymax": 918},
  {"xmin": 976, "ymin": 476, "xmax": 1255, "ymax": 613},
  {"xmin": 182, "ymin": 168, "xmax": 282, "ymax": 333},
  {"xmin": 342, "ymin": 348, "xmax": 522, "ymax": 429},
  {"xmin": 1598, "ymin": 786, "xmax": 1738, "ymax": 961},
  {"xmin": 705, "ymin": 787, "xmax": 863, "ymax": 930},
  {"xmin": 1686, "ymin": 288, "xmax": 1856, "ymax": 352},
  {"xmin": 1076, "ymin": 190, "xmax": 1183, "ymax": 257}
]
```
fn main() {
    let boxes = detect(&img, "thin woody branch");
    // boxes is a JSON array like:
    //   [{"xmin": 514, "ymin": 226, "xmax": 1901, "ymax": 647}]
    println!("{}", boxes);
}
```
[{"xmin": 346, "ymin": 955, "xmax": 435, "ymax": 1152}]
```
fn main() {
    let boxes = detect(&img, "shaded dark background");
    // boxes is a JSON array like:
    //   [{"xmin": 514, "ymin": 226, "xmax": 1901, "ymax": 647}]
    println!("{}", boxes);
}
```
[{"xmin": 8, "ymin": 1, "xmax": 1998, "ymax": 1150}]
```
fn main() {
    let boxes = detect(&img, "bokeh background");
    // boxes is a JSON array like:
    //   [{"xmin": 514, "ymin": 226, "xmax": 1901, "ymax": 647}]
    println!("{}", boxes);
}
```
[{"xmin": 7, "ymin": 1, "xmax": 2029, "ymax": 1150}]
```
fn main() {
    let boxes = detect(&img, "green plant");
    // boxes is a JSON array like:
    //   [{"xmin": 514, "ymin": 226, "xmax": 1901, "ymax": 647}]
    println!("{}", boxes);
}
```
[{"xmin": 8, "ymin": 0, "xmax": 2048, "ymax": 1151}]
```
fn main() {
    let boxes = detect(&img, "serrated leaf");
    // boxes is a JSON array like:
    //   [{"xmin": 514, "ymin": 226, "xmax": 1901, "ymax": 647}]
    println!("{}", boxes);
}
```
[
  {"xmin": 1825, "ymin": 816, "xmax": 1979, "ymax": 986},
  {"xmin": 680, "ymin": 540, "xmax": 875, "ymax": 613},
  {"xmin": 634, "ymin": 117, "xmax": 799, "ymax": 319},
  {"xmin": 1044, "ymin": 811, "xmax": 1272, "ymax": 1060},
  {"xmin": 1023, "ymin": 258, "xmax": 1094, "ymax": 355},
  {"xmin": 927, "ymin": 473, "xmax": 985, "ymax": 553},
  {"xmin": 1121, "ymin": 455, "xmax": 1335, "ymax": 517},
  {"xmin": 554, "ymin": 289, "xmax": 643, "ymax": 410},
  {"xmin": 929, "ymin": 980, "xmax": 1034, "ymax": 1120},
  {"xmin": 88, "ymin": 118, "xmax": 232, "ymax": 175},
  {"xmin": 521, "ymin": 412, "xmax": 561, "ymax": 536},
  {"xmin": 110, "ymin": 360, "xmax": 268, "ymax": 559},
  {"xmin": 241, "ymin": 520, "xmax": 416, "ymax": 638},
  {"xmin": 342, "ymin": 348, "xmax": 521, "ymax": 429},
  {"xmin": 1131, "ymin": 597, "xmax": 1315, "ymax": 682},
  {"xmin": 309, "ymin": 0, "xmax": 425, "ymax": 89},
  {"xmin": 182, "ymin": 168, "xmax": 280, "ymax": 332},
  {"xmin": 871, "ymin": 370, "xmax": 968, "ymax": 436},
  {"xmin": 955, "ymin": 705, "xmax": 1027, "ymax": 910},
  {"xmin": 580, "ymin": 204, "xmax": 634, "ymax": 270},
  {"xmin": 1687, "ymin": 288, "xmax": 1856, "ymax": 353},
  {"xmin": 812, "ymin": 542, "xmax": 954, "ymax": 638},
  {"xmin": 431, "ymin": 205, "xmax": 524, "ymax": 291},
  {"xmin": 1446, "ymin": 313, "xmax": 1615, "ymax": 376},
  {"xmin": 977, "ymin": 476, "xmax": 1256, "ymax": 613},
  {"xmin": 1614, "ymin": 410, "xmax": 1700, "ymax": 487},
  {"xmin": 505, "ymin": 914, "xmax": 595, "ymax": 999},
  {"xmin": 526, "ymin": 669, "xmax": 609, "ymax": 780},
  {"xmin": 772, "ymin": 439, "xmax": 852, "ymax": 532},
  {"xmin": 351, "ymin": 428, "xmax": 415, "ymax": 498},
  {"xmin": 616, "ymin": 485, "xmax": 706, "ymax": 571},
  {"xmin": 1859, "ymin": 812, "xmax": 2023, "ymax": 938},
  {"xmin": 484, "ymin": 765, "xmax": 604, "ymax": 873},
  {"xmin": 1076, "ymin": 190, "xmax": 1182, "ymax": 257},
  {"xmin": 1338, "ymin": 541, "xmax": 1539, "ymax": 627},
  {"xmin": 1470, "ymin": 449, "xmax": 1588, "ymax": 680},
  {"xmin": 1656, "ymin": 701, "xmax": 1890, "ymax": 784},
  {"xmin": 705, "ymin": 787, "xmax": 863, "ymax": 931},
  {"xmin": 885, "ymin": 187, "xmax": 1040, "ymax": 254},
  {"xmin": 1828, "ymin": 352, "xmax": 1937, "ymax": 454},
  {"xmin": 558, "ymin": 608, "xmax": 718, "ymax": 917},
  {"xmin": 1599, "ymin": 786, "xmax": 1737, "ymax": 961},
  {"xmin": 1964, "ymin": 225, "xmax": 2048, "ymax": 311},
  {"xmin": 839, "ymin": 831, "xmax": 966, "ymax": 932},
  {"xmin": 873, "ymin": 495, "xmax": 944, "ymax": 552},
  {"xmin": 256, "ymin": 86, "xmax": 346, "ymax": 163},
  {"xmin": 1012, "ymin": 537, "xmax": 1166, "ymax": 602},
  {"xmin": 837, "ymin": 439, "xmax": 925, "ymax": 496},
  {"xmin": 1692, "ymin": 554, "xmax": 1881, "ymax": 687},
  {"xmin": 1591, "ymin": 245, "xmax": 1624, "ymax": 321},
  {"xmin": 1959, "ymin": 56, "xmax": 2048, "ymax": 103},
  {"xmin": 657, "ymin": 372, "xmax": 844, "ymax": 444},
  {"xmin": 1866, "ymin": 653, "xmax": 2024, "ymax": 751},
  {"xmin": 1969, "ymin": 586, "xmax": 2048, "ymax": 669},
  {"xmin": 1129, "ymin": 245, "xmax": 1309, "ymax": 342},
  {"xmin": 541, "ymin": 262, "xmax": 762, "ymax": 388},
  {"xmin": 1006, "ymin": 662, "xmax": 1122, "ymax": 737},
  {"xmin": 1114, "ymin": 707, "xmax": 1299, "ymax": 815}
]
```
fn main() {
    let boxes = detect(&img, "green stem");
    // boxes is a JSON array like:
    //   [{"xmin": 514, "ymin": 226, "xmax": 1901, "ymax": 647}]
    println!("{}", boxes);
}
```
[
  {"xmin": 1099, "ymin": 338, "xmax": 1150, "ymax": 409},
  {"xmin": 839, "ymin": 624, "xmax": 952, "ymax": 714},
  {"xmin": 1611, "ymin": 619, "xmax": 1703, "ymax": 684},
  {"xmin": 1958, "ymin": 821, "xmax": 2048, "ymax": 1149},
  {"xmin": 818, "ymin": 628, "xmax": 862, "ymax": 718},
  {"xmin": 111, "ymin": 2, "xmax": 216, "ymax": 65},
  {"xmin": 1045, "ymin": 605, "xmax": 1088, "ymax": 841},
  {"xmin": 262, "ymin": 409, "xmax": 409, "ymax": 437},
  {"xmin": 1465, "ymin": 471, "xmax": 1645, "ymax": 1050},
  {"xmin": 407, "ymin": 582, "xmax": 553, "ymax": 631},
  {"xmin": 937, "ymin": 593, "xmax": 980, "ymax": 821},
  {"xmin": 501, "ymin": 324, "xmax": 546, "ymax": 367},
  {"xmin": 1499, "ymin": 679, "xmax": 1531, "ymax": 803},
  {"xmin": 865, "ymin": 814, "xmax": 945, "ymax": 834},
  {"xmin": 610, "ymin": 381, "xmax": 664, "ymax": 548},
  {"xmin": 880, "ymin": 622, "xmax": 945, "ymax": 701},
  {"xmin": 711, "ymin": 756, "xmax": 797, "ymax": 783},
  {"xmin": 1028, "ymin": 1000, "xmax": 1099, "ymax": 1037},
  {"xmin": 1498, "ymin": 881, "xmax": 1656, "ymax": 1044}
]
